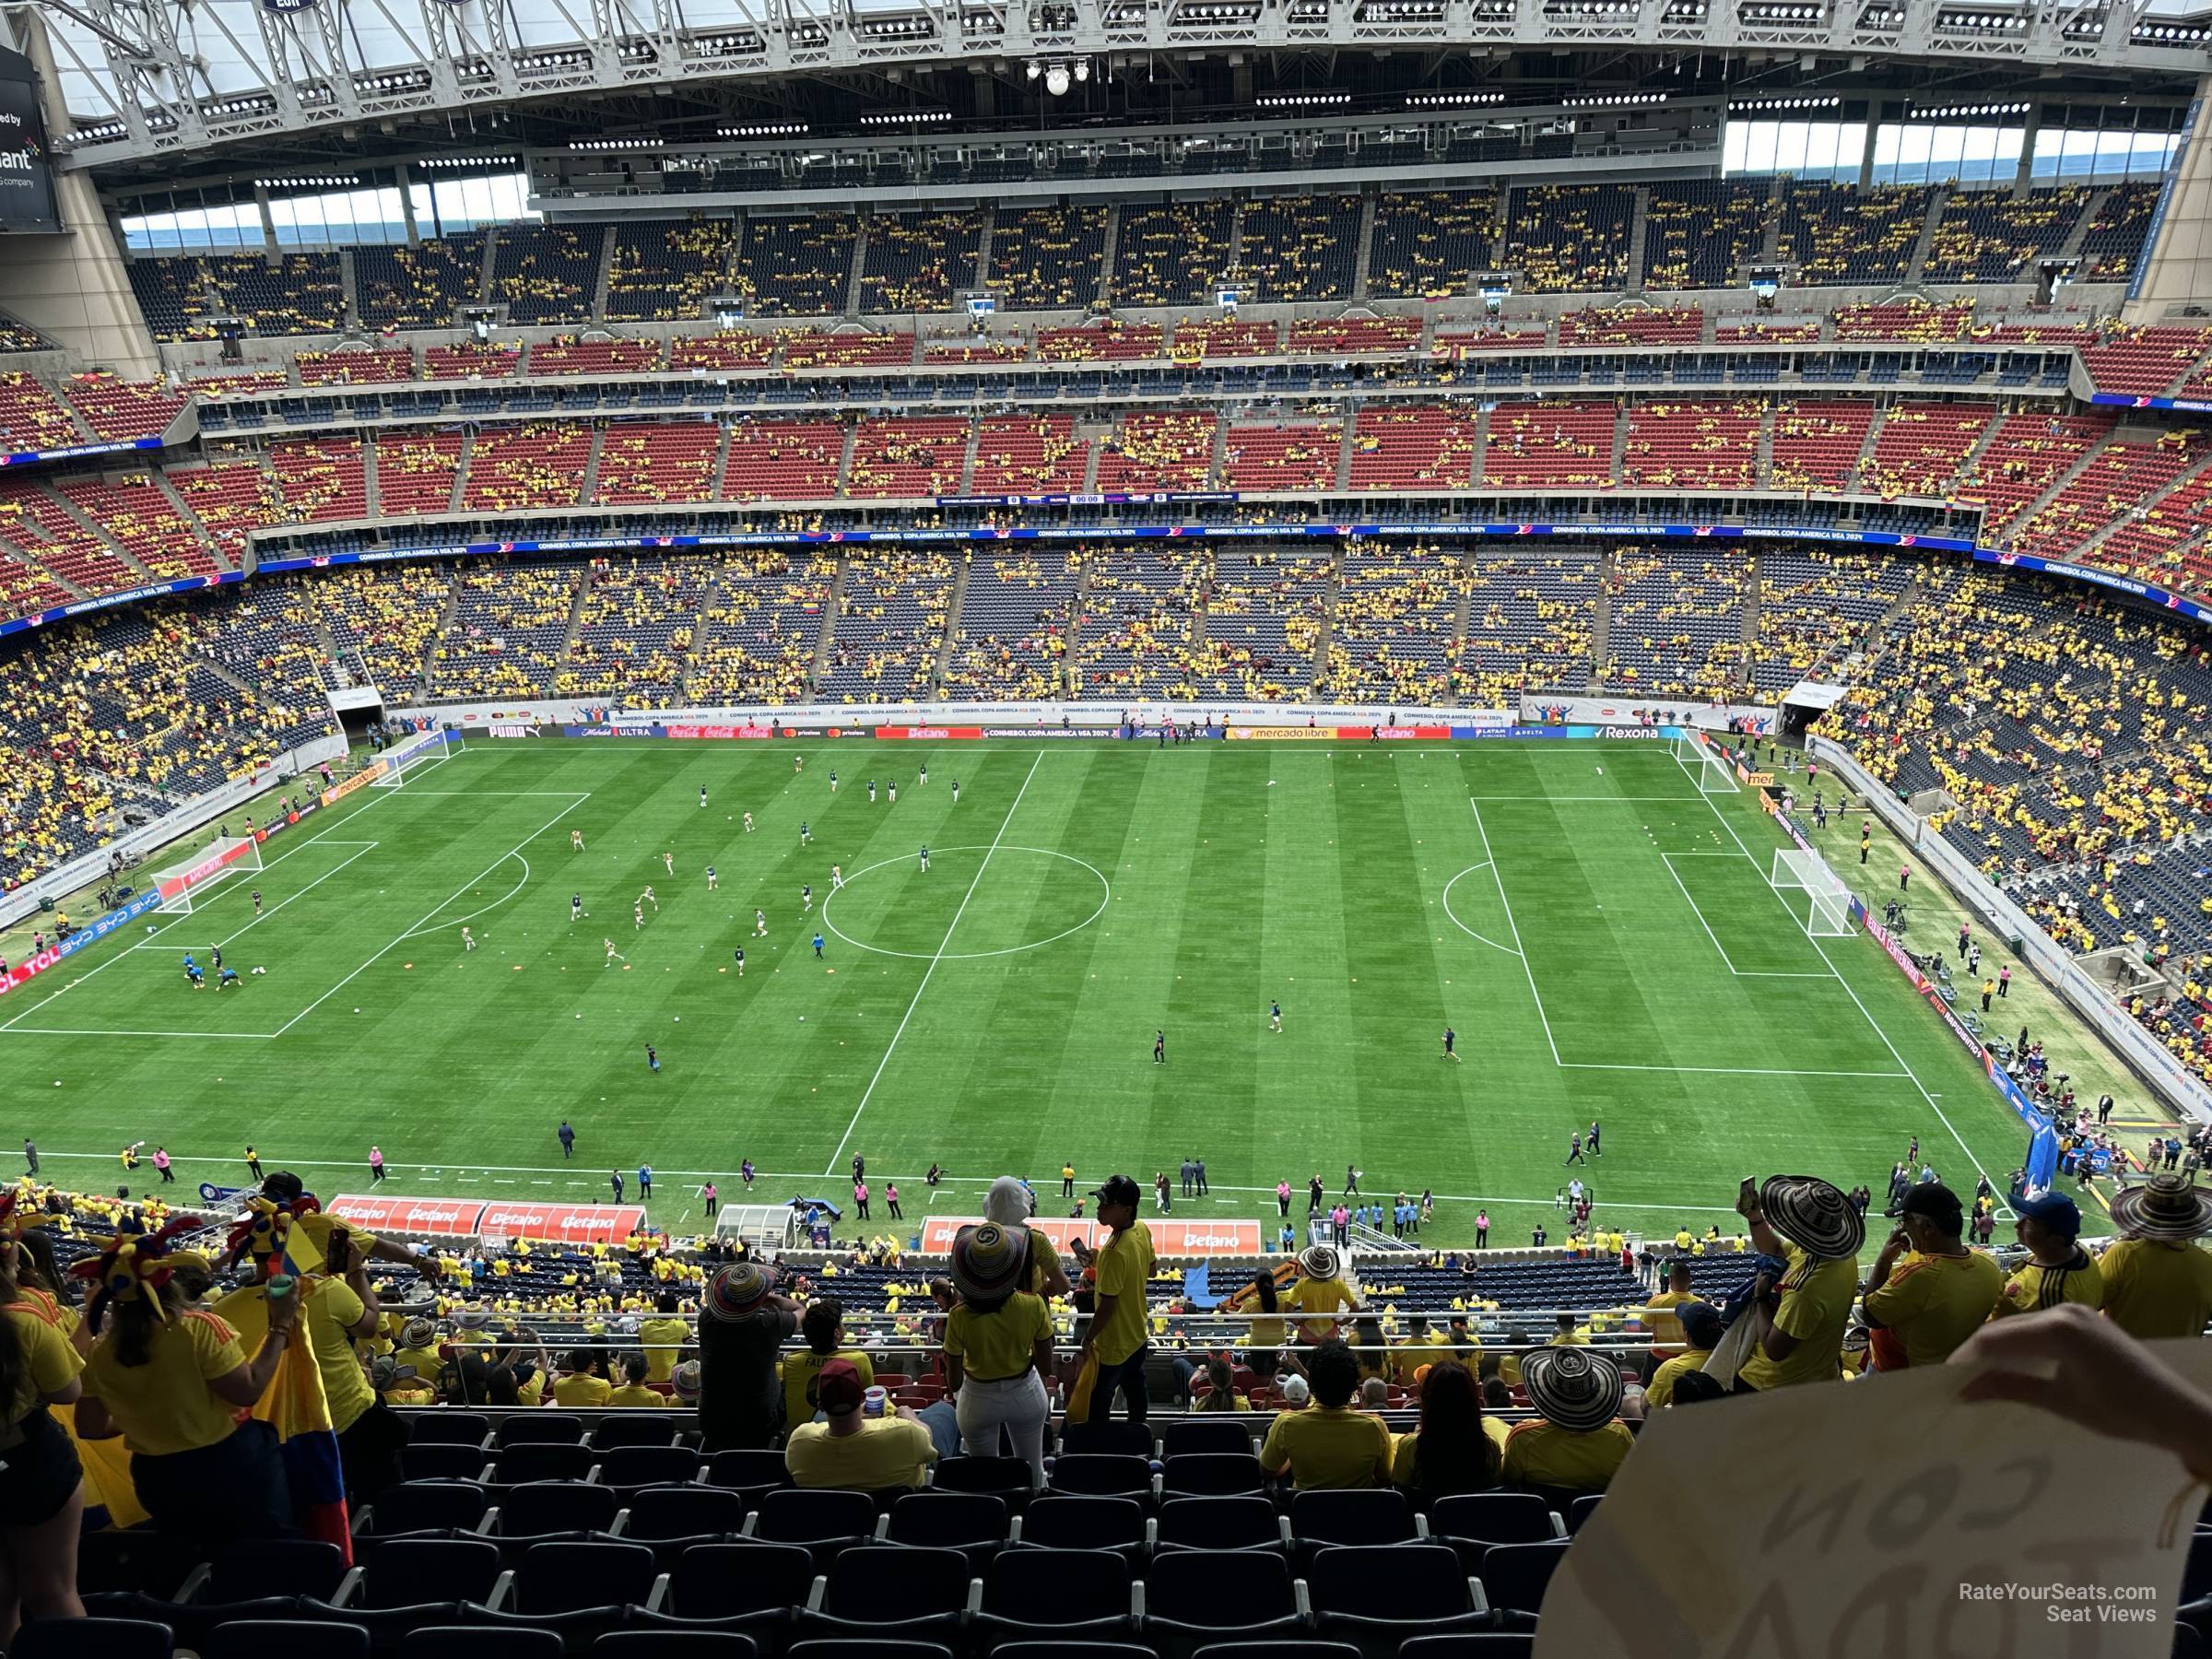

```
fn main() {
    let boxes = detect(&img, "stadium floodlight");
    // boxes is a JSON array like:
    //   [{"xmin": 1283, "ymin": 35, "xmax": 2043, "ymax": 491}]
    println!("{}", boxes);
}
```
[
  {"xmin": 153, "ymin": 836, "xmax": 262, "ymax": 916},
  {"xmin": 371, "ymin": 729, "xmax": 465, "ymax": 791},
  {"xmin": 1045, "ymin": 64, "xmax": 1072, "ymax": 96},
  {"xmin": 1671, "ymin": 732, "xmax": 1742, "ymax": 795},
  {"xmin": 1772, "ymin": 848, "xmax": 1855, "ymax": 939}
]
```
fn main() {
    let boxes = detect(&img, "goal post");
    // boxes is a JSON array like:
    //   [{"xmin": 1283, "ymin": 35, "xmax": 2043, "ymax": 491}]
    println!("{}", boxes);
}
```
[
  {"xmin": 1671, "ymin": 732, "xmax": 1741, "ymax": 794},
  {"xmin": 153, "ymin": 835, "xmax": 263, "ymax": 914},
  {"xmin": 370, "ymin": 728, "xmax": 464, "ymax": 789},
  {"xmin": 1771, "ymin": 847, "xmax": 1854, "ymax": 938}
]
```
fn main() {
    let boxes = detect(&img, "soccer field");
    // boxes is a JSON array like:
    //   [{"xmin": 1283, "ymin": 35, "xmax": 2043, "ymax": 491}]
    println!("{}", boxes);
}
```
[{"xmin": 0, "ymin": 735, "xmax": 2058, "ymax": 1243}]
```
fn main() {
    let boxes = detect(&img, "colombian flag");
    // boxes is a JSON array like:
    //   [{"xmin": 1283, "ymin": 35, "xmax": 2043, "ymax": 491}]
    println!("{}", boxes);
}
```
[{"xmin": 252, "ymin": 1299, "xmax": 352, "ymax": 1561}]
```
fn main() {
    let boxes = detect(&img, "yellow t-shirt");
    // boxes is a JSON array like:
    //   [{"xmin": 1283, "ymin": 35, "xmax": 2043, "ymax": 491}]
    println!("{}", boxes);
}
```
[
  {"xmin": 946, "ymin": 1293, "xmax": 1051, "ymax": 1381},
  {"xmin": 784, "ymin": 1416, "xmax": 937, "ymax": 1490},
  {"xmin": 84, "ymin": 1310, "xmax": 247, "ymax": 1457},
  {"xmin": 781, "ymin": 1348, "xmax": 875, "ymax": 1427},
  {"xmin": 1, "ymin": 1303, "xmax": 80, "ymax": 1427},
  {"xmin": 1863, "ymin": 1250, "xmax": 2005, "ymax": 1369},
  {"xmin": 1501, "ymin": 1419, "xmax": 1635, "ymax": 1492},
  {"xmin": 1091, "ymin": 1223, "xmax": 1155, "ymax": 1365},
  {"xmin": 1248, "ymin": 1309, "xmax": 1288, "ymax": 1349},
  {"xmin": 1027, "ymin": 1235, "xmax": 1065, "ymax": 1299},
  {"xmin": 1258, "ymin": 1405, "xmax": 1394, "ymax": 1489},
  {"xmin": 1390, "ymin": 1425, "xmax": 1501, "ymax": 1491},
  {"xmin": 606, "ymin": 1383, "xmax": 663, "ymax": 1407},
  {"xmin": 553, "ymin": 1372, "xmax": 613, "ymax": 1406},
  {"xmin": 1288, "ymin": 1276, "xmax": 1353, "ymax": 1342},
  {"xmin": 213, "ymin": 1277, "xmax": 375, "ymax": 1433},
  {"xmin": 1997, "ymin": 1247, "xmax": 2104, "ymax": 1317},
  {"xmin": 637, "ymin": 1317, "xmax": 690, "ymax": 1382},
  {"xmin": 1645, "ymin": 1349, "xmax": 1709, "ymax": 1407},
  {"xmin": 1642, "ymin": 1290, "xmax": 1696, "ymax": 1358},
  {"xmin": 2100, "ymin": 1238, "xmax": 2212, "ymax": 1340},
  {"xmin": 1735, "ymin": 1244, "xmax": 1858, "ymax": 1392},
  {"xmin": 394, "ymin": 1343, "xmax": 445, "ymax": 1382}
]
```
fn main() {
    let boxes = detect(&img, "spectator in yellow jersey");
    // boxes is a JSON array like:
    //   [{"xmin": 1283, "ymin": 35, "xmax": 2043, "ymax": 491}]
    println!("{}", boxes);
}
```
[
  {"xmin": 1646, "ymin": 1301, "xmax": 1723, "ymax": 1407},
  {"xmin": 1731, "ymin": 1174, "xmax": 1865, "ymax": 1394},
  {"xmin": 1287, "ymin": 1244, "xmax": 1363, "ymax": 1343},
  {"xmin": 782, "ymin": 1297, "xmax": 874, "ymax": 1428},
  {"xmin": 1390, "ymin": 1358, "xmax": 1500, "ymax": 1500},
  {"xmin": 1862, "ymin": 1182, "xmax": 2004, "ymax": 1369},
  {"xmin": 1501, "ymin": 1347, "xmax": 1634, "ymax": 1495},
  {"xmin": 1642, "ymin": 1260, "xmax": 1697, "ymax": 1367},
  {"xmin": 393, "ymin": 1316, "xmax": 444, "ymax": 1382},
  {"xmin": 606, "ymin": 1353, "xmax": 663, "ymax": 1406},
  {"xmin": 1077, "ymin": 1175, "xmax": 1155, "ymax": 1423},
  {"xmin": 638, "ymin": 1292, "xmax": 690, "ymax": 1382},
  {"xmin": 944, "ymin": 1222, "xmax": 1054, "ymax": 1484},
  {"xmin": 1258, "ymin": 1339, "xmax": 1394, "ymax": 1490},
  {"xmin": 372, "ymin": 1358, "xmax": 438, "ymax": 1407},
  {"xmin": 2099, "ymin": 1174, "xmax": 2212, "ymax": 1339},
  {"xmin": 1994, "ymin": 1193, "xmax": 2103, "ymax": 1317},
  {"xmin": 0, "ymin": 1210, "xmax": 86, "ymax": 1636},
  {"xmin": 552, "ymin": 1348, "xmax": 613, "ymax": 1406},
  {"xmin": 75, "ymin": 1223, "xmax": 297, "ymax": 1536},
  {"xmin": 784, "ymin": 1358, "xmax": 937, "ymax": 1492},
  {"xmin": 1391, "ymin": 1313, "xmax": 1453, "ymax": 1383}
]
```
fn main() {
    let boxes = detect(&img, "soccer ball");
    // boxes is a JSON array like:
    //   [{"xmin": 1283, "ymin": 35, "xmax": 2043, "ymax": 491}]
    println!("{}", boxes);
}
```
[{"xmin": 798, "ymin": 1015, "xmax": 806, "ymax": 1022}]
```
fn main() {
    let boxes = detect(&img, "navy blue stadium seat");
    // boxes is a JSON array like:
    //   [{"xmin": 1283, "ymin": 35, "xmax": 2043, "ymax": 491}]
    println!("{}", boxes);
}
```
[
  {"xmin": 490, "ymin": 1480, "xmax": 621, "ymax": 1548},
  {"xmin": 1429, "ymin": 1494, "xmax": 1560, "ymax": 1547},
  {"xmin": 467, "ymin": 1540, "xmax": 661, "ymax": 1640},
  {"xmin": 1013, "ymin": 1494, "xmax": 1148, "ymax": 1561},
  {"xmin": 1051, "ymin": 1454, "xmax": 1153, "ymax": 1501},
  {"xmin": 1290, "ymin": 1488, "xmax": 1421, "ymax": 1559},
  {"xmin": 744, "ymin": 1489, "xmax": 877, "ymax": 1570},
  {"xmin": 404, "ymin": 1444, "xmax": 490, "ymax": 1482},
  {"xmin": 1309, "ymin": 1543, "xmax": 1488, "ymax": 1647},
  {"xmin": 593, "ymin": 1634, "xmax": 758, "ymax": 1659},
  {"xmin": 77, "ymin": 1533, "xmax": 206, "ymax": 1599},
  {"xmin": 702, "ymin": 1449, "xmax": 791, "ymax": 1500},
  {"xmin": 622, "ymin": 1485, "xmax": 747, "ymax": 1559},
  {"xmin": 206, "ymin": 1620, "xmax": 369, "ymax": 1659},
  {"xmin": 591, "ymin": 1418, "xmax": 682, "ymax": 1453},
  {"xmin": 641, "ymin": 1542, "xmax": 808, "ymax": 1637},
  {"xmin": 881, "ymin": 1490, "xmax": 1009, "ymax": 1565},
  {"xmin": 412, "ymin": 1414, "xmax": 492, "ymax": 1446},
  {"xmin": 488, "ymin": 1443, "xmax": 599, "ymax": 1486},
  {"xmin": 497, "ymin": 1416, "xmax": 589, "ymax": 1447},
  {"xmin": 1154, "ymin": 1496, "xmax": 1288, "ymax": 1555},
  {"xmin": 354, "ymin": 1481, "xmax": 493, "ymax": 1548},
  {"xmin": 598, "ymin": 1446, "xmax": 703, "ymax": 1491},
  {"xmin": 1477, "ymin": 1539, "xmax": 1570, "ymax": 1616},
  {"xmin": 1160, "ymin": 1420, "xmax": 1254, "ymax": 1459},
  {"xmin": 796, "ymin": 1546, "xmax": 969, "ymax": 1642},
  {"xmin": 406, "ymin": 1627, "xmax": 562, "ymax": 1659},
  {"xmin": 786, "ymin": 1642, "xmax": 954, "ymax": 1659},
  {"xmin": 1158, "ymin": 1453, "xmax": 1265, "ymax": 1500},
  {"xmin": 200, "ymin": 1538, "xmax": 352, "ymax": 1605},
  {"xmin": 1142, "ymin": 1551, "xmax": 1304, "ymax": 1658},
  {"xmin": 15, "ymin": 1618, "xmax": 175, "ymax": 1659},
  {"xmin": 1565, "ymin": 1494, "xmax": 1604, "ymax": 1535},
  {"xmin": 973, "ymin": 1548, "xmax": 1138, "ymax": 1645},
  {"xmin": 930, "ymin": 1455, "xmax": 1036, "ymax": 1505}
]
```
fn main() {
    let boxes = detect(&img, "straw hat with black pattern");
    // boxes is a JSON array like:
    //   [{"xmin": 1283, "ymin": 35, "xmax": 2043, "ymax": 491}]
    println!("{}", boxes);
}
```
[
  {"xmin": 1758, "ymin": 1174, "xmax": 1865, "ymax": 1259},
  {"xmin": 2112, "ymin": 1172, "xmax": 2212, "ymax": 1242},
  {"xmin": 1300, "ymin": 1244, "xmax": 1342, "ymax": 1281},
  {"xmin": 1520, "ymin": 1347, "xmax": 1625, "ymax": 1434}
]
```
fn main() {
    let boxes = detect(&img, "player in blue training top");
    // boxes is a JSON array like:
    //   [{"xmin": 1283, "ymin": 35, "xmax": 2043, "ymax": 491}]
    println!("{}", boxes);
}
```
[
  {"xmin": 185, "ymin": 960, "xmax": 205, "ymax": 989},
  {"xmin": 1270, "ymin": 1000, "xmax": 1282, "ymax": 1033},
  {"xmin": 919, "ymin": 844, "xmax": 929, "ymax": 873},
  {"xmin": 218, "ymin": 967, "xmax": 241, "ymax": 991},
  {"xmin": 799, "ymin": 820, "xmax": 811, "ymax": 846},
  {"xmin": 813, "ymin": 932, "xmax": 825, "ymax": 959},
  {"xmin": 182, "ymin": 953, "xmax": 198, "ymax": 983},
  {"xmin": 706, "ymin": 864, "xmax": 718, "ymax": 890},
  {"xmin": 733, "ymin": 946, "xmax": 746, "ymax": 977},
  {"xmin": 801, "ymin": 883, "xmax": 813, "ymax": 912}
]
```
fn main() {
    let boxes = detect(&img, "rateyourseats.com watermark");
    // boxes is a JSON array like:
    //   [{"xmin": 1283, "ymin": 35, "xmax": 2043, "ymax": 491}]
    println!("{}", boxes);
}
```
[{"xmin": 1959, "ymin": 1583, "xmax": 2162, "ymax": 1624}]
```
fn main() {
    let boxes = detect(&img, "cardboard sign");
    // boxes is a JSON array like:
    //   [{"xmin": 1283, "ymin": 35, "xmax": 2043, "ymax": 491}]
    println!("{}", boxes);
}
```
[{"xmin": 1538, "ymin": 1347, "xmax": 2212, "ymax": 1658}]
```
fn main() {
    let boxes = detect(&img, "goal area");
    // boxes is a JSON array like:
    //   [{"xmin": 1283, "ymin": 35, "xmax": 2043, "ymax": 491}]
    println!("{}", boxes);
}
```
[
  {"xmin": 153, "ymin": 835, "xmax": 262, "ymax": 914},
  {"xmin": 1772, "ymin": 847, "xmax": 1855, "ymax": 938},
  {"xmin": 1671, "ymin": 733, "xmax": 1741, "ymax": 794},
  {"xmin": 371, "ymin": 728, "xmax": 465, "ymax": 789}
]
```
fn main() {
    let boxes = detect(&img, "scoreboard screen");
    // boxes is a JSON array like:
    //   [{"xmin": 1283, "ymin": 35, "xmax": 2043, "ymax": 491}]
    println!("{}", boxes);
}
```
[{"xmin": 0, "ymin": 49, "xmax": 61, "ymax": 235}]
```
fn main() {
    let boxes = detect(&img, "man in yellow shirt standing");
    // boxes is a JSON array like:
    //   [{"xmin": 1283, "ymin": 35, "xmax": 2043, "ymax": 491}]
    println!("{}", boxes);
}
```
[
  {"xmin": 1642, "ymin": 1260, "xmax": 1696, "ymax": 1371},
  {"xmin": 1645, "ymin": 1302, "xmax": 1722, "ymax": 1407},
  {"xmin": 1079, "ymin": 1175, "xmax": 1156, "ymax": 1423},
  {"xmin": 2100, "ymin": 1173, "xmax": 2212, "ymax": 1339},
  {"xmin": 1730, "ymin": 1174, "xmax": 1865, "ymax": 1394},
  {"xmin": 638, "ymin": 1293, "xmax": 691, "ymax": 1383},
  {"xmin": 1863, "ymin": 1182, "xmax": 2004, "ymax": 1370},
  {"xmin": 1993, "ymin": 1193, "xmax": 2103, "ymax": 1317},
  {"xmin": 1287, "ymin": 1245, "xmax": 1362, "ymax": 1345}
]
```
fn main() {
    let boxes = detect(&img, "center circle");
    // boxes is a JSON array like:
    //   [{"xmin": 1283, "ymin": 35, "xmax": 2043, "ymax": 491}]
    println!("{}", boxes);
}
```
[{"xmin": 820, "ymin": 845, "xmax": 1111, "ymax": 960}]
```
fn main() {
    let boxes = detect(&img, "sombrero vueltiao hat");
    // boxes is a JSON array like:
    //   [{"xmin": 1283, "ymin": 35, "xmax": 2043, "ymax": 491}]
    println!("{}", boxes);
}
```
[
  {"xmin": 1759, "ymin": 1174, "xmax": 1865, "ymax": 1259},
  {"xmin": 1519, "ymin": 1346, "xmax": 1626, "ymax": 1434},
  {"xmin": 949, "ymin": 1222, "xmax": 1029, "ymax": 1303},
  {"xmin": 1299, "ymin": 1244, "xmax": 1342, "ymax": 1281},
  {"xmin": 2111, "ymin": 1172, "xmax": 2212, "ymax": 1241},
  {"xmin": 704, "ymin": 1261, "xmax": 777, "ymax": 1323}
]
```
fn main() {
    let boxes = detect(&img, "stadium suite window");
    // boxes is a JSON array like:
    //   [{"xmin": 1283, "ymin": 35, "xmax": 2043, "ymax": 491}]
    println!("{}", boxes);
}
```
[{"xmin": 121, "ymin": 172, "xmax": 536, "ymax": 252}]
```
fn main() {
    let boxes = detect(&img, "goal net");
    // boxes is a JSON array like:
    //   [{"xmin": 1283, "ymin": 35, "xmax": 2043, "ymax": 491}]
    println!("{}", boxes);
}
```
[
  {"xmin": 1772, "ymin": 847, "xmax": 1854, "ymax": 937},
  {"xmin": 1671, "ymin": 732, "xmax": 1741, "ymax": 794},
  {"xmin": 371, "ymin": 729, "xmax": 464, "ymax": 789},
  {"xmin": 152, "ymin": 835, "xmax": 262, "ymax": 914}
]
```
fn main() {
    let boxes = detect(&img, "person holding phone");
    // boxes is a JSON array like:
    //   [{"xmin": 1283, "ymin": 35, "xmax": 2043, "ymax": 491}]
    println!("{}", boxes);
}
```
[
  {"xmin": 1728, "ymin": 1174, "xmax": 1863, "ymax": 1394},
  {"xmin": 75, "ymin": 1221, "xmax": 298, "ymax": 1535}
]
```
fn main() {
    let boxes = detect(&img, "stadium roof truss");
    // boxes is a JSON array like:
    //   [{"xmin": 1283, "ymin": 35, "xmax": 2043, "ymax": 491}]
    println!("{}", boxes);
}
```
[{"xmin": 23, "ymin": 0, "xmax": 2212, "ymax": 170}]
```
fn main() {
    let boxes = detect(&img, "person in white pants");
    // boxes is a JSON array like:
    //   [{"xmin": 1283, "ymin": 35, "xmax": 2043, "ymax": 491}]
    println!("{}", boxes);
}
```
[{"xmin": 944, "ymin": 1221, "xmax": 1056, "ymax": 1484}]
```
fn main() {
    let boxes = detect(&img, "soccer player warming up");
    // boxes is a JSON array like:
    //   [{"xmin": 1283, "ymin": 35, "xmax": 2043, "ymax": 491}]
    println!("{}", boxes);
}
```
[
  {"xmin": 462, "ymin": 926, "xmax": 477, "ymax": 951},
  {"xmin": 1442, "ymin": 1026, "xmax": 1460, "ymax": 1061},
  {"xmin": 1270, "ymin": 1000, "xmax": 1283, "ymax": 1033},
  {"xmin": 605, "ymin": 937, "xmax": 625, "ymax": 967},
  {"xmin": 743, "ymin": 812, "xmax": 755, "ymax": 834},
  {"xmin": 754, "ymin": 910, "xmax": 768, "ymax": 937},
  {"xmin": 706, "ymin": 865, "xmax": 718, "ymax": 890},
  {"xmin": 919, "ymin": 845, "xmax": 929, "ymax": 873},
  {"xmin": 571, "ymin": 894, "xmax": 585, "ymax": 923},
  {"xmin": 663, "ymin": 852, "xmax": 674, "ymax": 877},
  {"xmin": 571, "ymin": 830, "xmax": 585, "ymax": 852}
]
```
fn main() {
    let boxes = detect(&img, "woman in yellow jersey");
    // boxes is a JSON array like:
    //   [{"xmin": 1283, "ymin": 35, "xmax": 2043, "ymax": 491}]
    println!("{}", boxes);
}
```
[
  {"xmin": 0, "ymin": 1202, "xmax": 88, "ymax": 1636},
  {"xmin": 73, "ymin": 1221, "xmax": 297, "ymax": 1536},
  {"xmin": 944, "ymin": 1224, "xmax": 1054, "ymax": 1484},
  {"xmin": 1192, "ymin": 1355, "xmax": 1251, "ymax": 1412},
  {"xmin": 1391, "ymin": 1359, "xmax": 1501, "ymax": 1502}
]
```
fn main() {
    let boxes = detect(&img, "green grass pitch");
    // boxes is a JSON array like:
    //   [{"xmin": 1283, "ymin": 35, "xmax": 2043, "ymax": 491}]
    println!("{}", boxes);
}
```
[{"xmin": 0, "ymin": 736, "xmax": 2060, "ymax": 1243}]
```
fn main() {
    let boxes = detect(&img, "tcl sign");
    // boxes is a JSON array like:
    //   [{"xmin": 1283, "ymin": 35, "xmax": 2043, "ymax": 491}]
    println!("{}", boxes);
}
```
[{"xmin": 0, "ymin": 946, "xmax": 64, "ymax": 998}]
